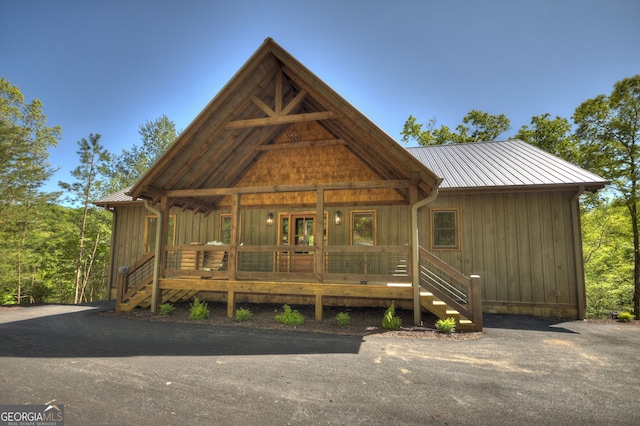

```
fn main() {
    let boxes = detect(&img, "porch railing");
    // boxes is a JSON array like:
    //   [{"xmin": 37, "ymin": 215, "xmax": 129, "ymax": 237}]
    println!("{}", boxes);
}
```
[
  {"xmin": 164, "ymin": 245, "xmax": 230, "ymax": 278},
  {"xmin": 418, "ymin": 246, "xmax": 482, "ymax": 328},
  {"xmin": 159, "ymin": 244, "xmax": 411, "ymax": 283}
]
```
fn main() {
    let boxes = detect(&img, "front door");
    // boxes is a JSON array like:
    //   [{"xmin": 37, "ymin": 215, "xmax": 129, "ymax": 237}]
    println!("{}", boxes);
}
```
[{"xmin": 290, "ymin": 214, "xmax": 315, "ymax": 272}]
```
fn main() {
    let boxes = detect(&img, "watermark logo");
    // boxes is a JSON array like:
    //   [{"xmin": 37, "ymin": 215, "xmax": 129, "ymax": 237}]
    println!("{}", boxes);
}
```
[{"xmin": 0, "ymin": 404, "xmax": 64, "ymax": 426}]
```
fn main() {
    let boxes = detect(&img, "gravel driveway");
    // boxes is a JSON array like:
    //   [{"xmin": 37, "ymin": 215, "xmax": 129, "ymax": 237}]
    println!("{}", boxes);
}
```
[{"xmin": 1, "ymin": 302, "xmax": 639, "ymax": 425}]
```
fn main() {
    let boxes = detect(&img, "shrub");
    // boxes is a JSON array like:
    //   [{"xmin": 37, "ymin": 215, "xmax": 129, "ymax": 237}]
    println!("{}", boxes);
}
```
[
  {"xmin": 382, "ymin": 301, "xmax": 402, "ymax": 330},
  {"xmin": 335, "ymin": 312, "xmax": 350, "ymax": 326},
  {"xmin": 275, "ymin": 304, "xmax": 304, "ymax": 325},
  {"xmin": 617, "ymin": 311, "xmax": 636, "ymax": 322},
  {"xmin": 234, "ymin": 307, "xmax": 253, "ymax": 322},
  {"xmin": 189, "ymin": 297, "xmax": 210, "ymax": 320},
  {"xmin": 158, "ymin": 303, "xmax": 175, "ymax": 315},
  {"xmin": 436, "ymin": 317, "xmax": 457, "ymax": 333}
]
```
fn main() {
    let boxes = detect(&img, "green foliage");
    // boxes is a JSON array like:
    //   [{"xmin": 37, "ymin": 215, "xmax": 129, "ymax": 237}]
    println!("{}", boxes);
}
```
[
  {"xmin": 103, "ymin": 115, "xmax": 177, "ymax": 193},
  {"xmin": 159, "ymin": 303, "xmax": 175, "ymax": 315},
  {"xmin": 234, "ymin": 307, "xmax": 253, "ymax": 322},
  {"xmin": 275, "ymin": 304, "xmax": 304, "ymax": 325},
  {"xmin": 436, "ymin": 317, "xmax": 457, "ymax": 334},
  {"xmin": 583, "ymin": 201, "xmax": 634, "ymax": 318},
  {"xmin": 189, "ymin": 297, "xmax": 210, "ymax": 320},
  {"xmin": 574, "ymin": 74, "xmax": 640, "ymax": 316},
  {"xmin": 401, "ymin": 110, "xmax": 510, "ymax": 146},
  {"xmin": 515, "ymin": 113, "xmax": 579, "ymax": 163},
  {"xmin": 616, "ymin": 311, "xmax": 635, "ymax": 322},
  {"xmin": 58, "ymin": 134, "xmax": 111, "ymax": 304},
  {"xmin": 335, "ymin": 312, "xmax": 351, "ymax": 326},
  {"xmin": 382, "ymin": 302, "xmax": 402, "ymax": 330},
  {"xmin": 0, "ymin": 78, "xmax": 62, "ymax": 305}
]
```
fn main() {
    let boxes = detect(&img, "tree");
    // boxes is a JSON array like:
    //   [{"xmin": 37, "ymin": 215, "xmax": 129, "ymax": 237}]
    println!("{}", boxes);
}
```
[
  {"xmin": 515, "ymin": 113, "xmax": 579, "ymax": 163},
  {"xmin": 103, "ymin": 115, "xmax": 177, "ymax": 192},
  {"xmin": 582, "ymin": 202, "xmax": 634, "ymax": 317},
  {"xmin": 59, "ymin": 134, "xmax": 110, "ymax": 304},
  {"xmin": 0, "ymin": 78, "xmax": 60, "ymax": 304},
  {"xmin": 401, "ymin": 110, "xmax": 510, "ymax": 146},
  {"xmin": 573, "ymin": 75, "xmax": 640, "ymax": 317}
]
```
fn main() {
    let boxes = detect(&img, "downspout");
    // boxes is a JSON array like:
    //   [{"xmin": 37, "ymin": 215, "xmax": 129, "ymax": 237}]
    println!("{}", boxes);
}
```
[
  {"xmin": 411, "ymin": 179, "xmax": 443, "ymax": 325},
  {"xmin": 144, "ymin": 200, "xmax": 163, "ymax": 313},
  {"xmin": 571, "ymin": 186, "xmax": 586, "ymax": 319}
]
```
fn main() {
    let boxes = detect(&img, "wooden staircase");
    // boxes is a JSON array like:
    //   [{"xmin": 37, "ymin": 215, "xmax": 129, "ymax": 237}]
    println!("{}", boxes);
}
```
[
  {"xmin": 417, "ymin": 247, "xmax": 483, "ymax": 332},
  {"xmin": 419, "ymin": 289, "xmax": 476, "ymax": 332},
  {"xmin": 116, "ymin": 253, "xmax": 198, "ymax": 311}
]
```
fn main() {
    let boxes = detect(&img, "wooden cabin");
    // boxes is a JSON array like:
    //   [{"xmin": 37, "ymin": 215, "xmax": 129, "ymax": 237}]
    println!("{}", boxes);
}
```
[{"xmin": 96, "ymin": 39, "xmax": 607, "ymax": 331}]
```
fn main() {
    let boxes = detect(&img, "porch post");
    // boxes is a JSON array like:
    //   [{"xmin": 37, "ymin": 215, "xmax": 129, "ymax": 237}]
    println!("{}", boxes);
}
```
[
  {"xmin": 228, "ymin": 193, "xmax": 240, "ymax": 280},
  {"xmin": 315, "ymin": 188, "xmax": 324, "ymax": 282}
]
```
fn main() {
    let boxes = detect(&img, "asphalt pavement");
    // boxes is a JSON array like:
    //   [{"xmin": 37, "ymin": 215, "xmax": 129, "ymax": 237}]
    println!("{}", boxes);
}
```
[{"xmin": 1, "ymin": 302, "xmax": 639, "ymax": 425}]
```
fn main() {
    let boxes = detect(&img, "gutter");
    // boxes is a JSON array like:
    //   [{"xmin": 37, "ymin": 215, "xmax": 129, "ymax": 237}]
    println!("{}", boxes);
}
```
[
  {"xmin": 411, "ymin": 179, "xmax": 443, "ymax": 325},
  {"xmin": 143, "ymin": 200, "xmax": 163, "ymax": 313},
  {"xmin": 571, "ymin": 186, "xmax": 586, "ymax": 319}
]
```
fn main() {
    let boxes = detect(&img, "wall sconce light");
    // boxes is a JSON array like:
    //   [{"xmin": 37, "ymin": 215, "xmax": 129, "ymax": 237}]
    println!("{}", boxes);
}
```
[
  {"xmin": 266, "ymin": 213, "xmax": 274, "ymax": 226},
  {"xmin": 334, "ymin": 211, "xmax": 342, "ymax": 225}
]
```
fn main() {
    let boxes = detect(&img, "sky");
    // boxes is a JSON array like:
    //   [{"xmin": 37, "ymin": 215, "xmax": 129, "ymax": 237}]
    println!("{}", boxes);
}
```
[{"xmin": 2, "ymin": 0, "xmax": 639, "ymax": 194}]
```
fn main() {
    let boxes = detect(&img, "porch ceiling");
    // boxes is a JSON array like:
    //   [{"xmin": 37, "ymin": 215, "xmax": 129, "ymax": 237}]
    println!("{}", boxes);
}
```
[{"xmin": 130, "ymin": 38, "xmax": 440, "ymax": 212}]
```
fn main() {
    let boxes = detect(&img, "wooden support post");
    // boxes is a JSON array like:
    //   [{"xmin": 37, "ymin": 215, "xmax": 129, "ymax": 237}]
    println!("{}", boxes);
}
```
[
  {"xmin": 227, "ymin": 291, "xmax": 236, "ymax": 318},
  {"xmin": 315, "ymin": 188, "xmax": 324, "ymax": 282},
  {"xmin": 228, "ymin": 193, "xmax": 240, "ymax": 280},
  {"xmin": 470, "ymin": 275, "xmax": 483, "ymax": 331},
  {"xmin": 315, "ymin": 293, "xmax": 323, "ymax": 321}
]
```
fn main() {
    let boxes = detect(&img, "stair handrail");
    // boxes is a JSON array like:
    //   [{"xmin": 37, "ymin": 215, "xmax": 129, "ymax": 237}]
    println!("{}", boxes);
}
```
[
  {"xmin": 419, "ymin": 246, "xmax": 482, "ymax": 330},
  {"xmin": 118, "ymin": 252, "xmax": 155, "ymax": 303}
]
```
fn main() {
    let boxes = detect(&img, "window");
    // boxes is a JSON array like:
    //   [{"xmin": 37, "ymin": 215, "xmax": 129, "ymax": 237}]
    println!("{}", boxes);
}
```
[
  {"xmin": 219, "ymin": 214, "xmax": 231, "ymax": 244},
  {"xmin": 351, "ymin": 211, "xmax": 376, "ymax": 246},
  {"xmin": 431, "ymin": 209, "xmax": 459, "ymax": 249},
  {"xmin": 144, "ymin": 215, "xmax": 176, "ymax": 253}
]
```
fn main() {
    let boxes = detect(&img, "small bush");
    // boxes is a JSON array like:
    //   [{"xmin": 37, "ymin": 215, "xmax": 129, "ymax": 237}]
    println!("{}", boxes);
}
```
[
  {"xmin": 436, "ymin": 317, "xmax": 456, "ymax": 333},
  {"xmin": 234, "ymin": 307, "xmax": 253, "ymax": 322},
  {"xmin": 335, "ymin": 312, "xmax": 351, "ymax": 326},
  {"xmin": 189, "ymin": 297, "xmax": 210, "ymax": 320},
  {"xmin": 382, "ymin": 301, "xmax": 402, "ymax": 330},
  {"xmin": 158, "ymin": 303, "xmax": 175, "ymax": 315},
  {"xmin": 617, "ymin": 311, "xmax": 636, "ymax": 322},
  {"xmin": 275, "ymin": 304, "xmax": 304, "ymax": 325}
]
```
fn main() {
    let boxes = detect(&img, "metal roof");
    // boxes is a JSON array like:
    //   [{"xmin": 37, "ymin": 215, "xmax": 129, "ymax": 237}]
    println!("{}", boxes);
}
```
[
  {"xmin": 408, "ymin": 139, "xmax": 608, "ymax": 191},
  {"xmin": 94, "ymin": 187, "xmax": 140, "ymax": 206}
]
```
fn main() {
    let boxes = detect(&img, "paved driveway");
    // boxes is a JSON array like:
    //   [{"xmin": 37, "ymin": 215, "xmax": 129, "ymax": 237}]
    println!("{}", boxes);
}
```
[{"xmin": 1, "ymin": 302, "xmax": 639, "ymax": 425}]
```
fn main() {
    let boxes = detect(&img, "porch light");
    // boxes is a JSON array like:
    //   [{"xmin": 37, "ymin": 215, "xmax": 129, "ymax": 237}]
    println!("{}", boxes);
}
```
[
  {"xmin": 266, "ymin": 213, "xmax": 274, "ymax": 226},
  {"xmin": 334, "ymin": 211, "xmax": 342, "ymax": 225}
]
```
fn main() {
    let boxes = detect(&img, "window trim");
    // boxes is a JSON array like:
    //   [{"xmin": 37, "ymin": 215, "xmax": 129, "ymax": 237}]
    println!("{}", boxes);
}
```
[
  {"xmin": 219, "ymin": 214, "xmax": 232, "ymax": 245},
  {"xmin": 350, "ymin": 210, "xmax": 377, "ymax": 246},
  {"xmin": 430, "ymin": 208, "xmax": 460, "ymax": 250},
  {"xmin": 143, "ymin": 214, "xmax": 176, "ymax": 254}
]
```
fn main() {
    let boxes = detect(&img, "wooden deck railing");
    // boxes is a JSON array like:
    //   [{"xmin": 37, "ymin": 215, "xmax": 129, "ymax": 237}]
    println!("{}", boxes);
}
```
[
  {"xmin": 418, "ymin": 246, "xmax": 482, "ymax": 329},
  {"xmin": 164, "ymin": 245, "xmax": 230, "ymax": 278}
]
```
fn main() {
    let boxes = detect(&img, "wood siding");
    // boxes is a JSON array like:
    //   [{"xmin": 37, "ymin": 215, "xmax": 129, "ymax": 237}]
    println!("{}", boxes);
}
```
[
  {"xmin": 219, "ymin": 122, "xmax": 404, "ymax": 207},
  {"xmin": 421, "ymin": 190, "xmax": 581, "ymax": 317}
]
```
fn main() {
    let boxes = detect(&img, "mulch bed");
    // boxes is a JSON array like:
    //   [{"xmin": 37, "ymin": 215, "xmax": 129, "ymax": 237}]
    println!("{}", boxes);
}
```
[{"xmin": 99, "ymin": 301, "xmax": 485, "ymax": 340}]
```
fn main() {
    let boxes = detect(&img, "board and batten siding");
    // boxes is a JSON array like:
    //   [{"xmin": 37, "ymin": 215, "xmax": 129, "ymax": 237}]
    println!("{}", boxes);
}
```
[{"xmin": 421, "ymin": 190, "xmax": 582, "ymax": 317}]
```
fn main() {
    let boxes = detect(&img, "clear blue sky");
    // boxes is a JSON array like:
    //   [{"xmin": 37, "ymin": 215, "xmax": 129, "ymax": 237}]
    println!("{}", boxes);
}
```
[{"xmin": 2, "ymin": 0, "xmax": 639, "ymax": 194}]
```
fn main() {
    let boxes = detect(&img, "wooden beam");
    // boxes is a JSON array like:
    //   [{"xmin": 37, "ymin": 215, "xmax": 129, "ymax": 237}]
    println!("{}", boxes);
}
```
[
  {"xmin": 281, "ymin": 89, "xmax": 308, "ymax": 116},
  {"xmin": 251, "ymin": 95, "xmax": 275, "ymax": 117},
  {"xmin": 165, "ymin": 179, "xmax": 412, "ymax": 198},
  {"xmin": 256, "ymin": 138, "xmax": 345, "ymax": 151},
  {"xmin": 224, "ymin": 111, "xmax": 336, "ymax": 129},
  {"xmin": 275, "ymin": 68, "xmax": 282, "ymax": 114}
]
